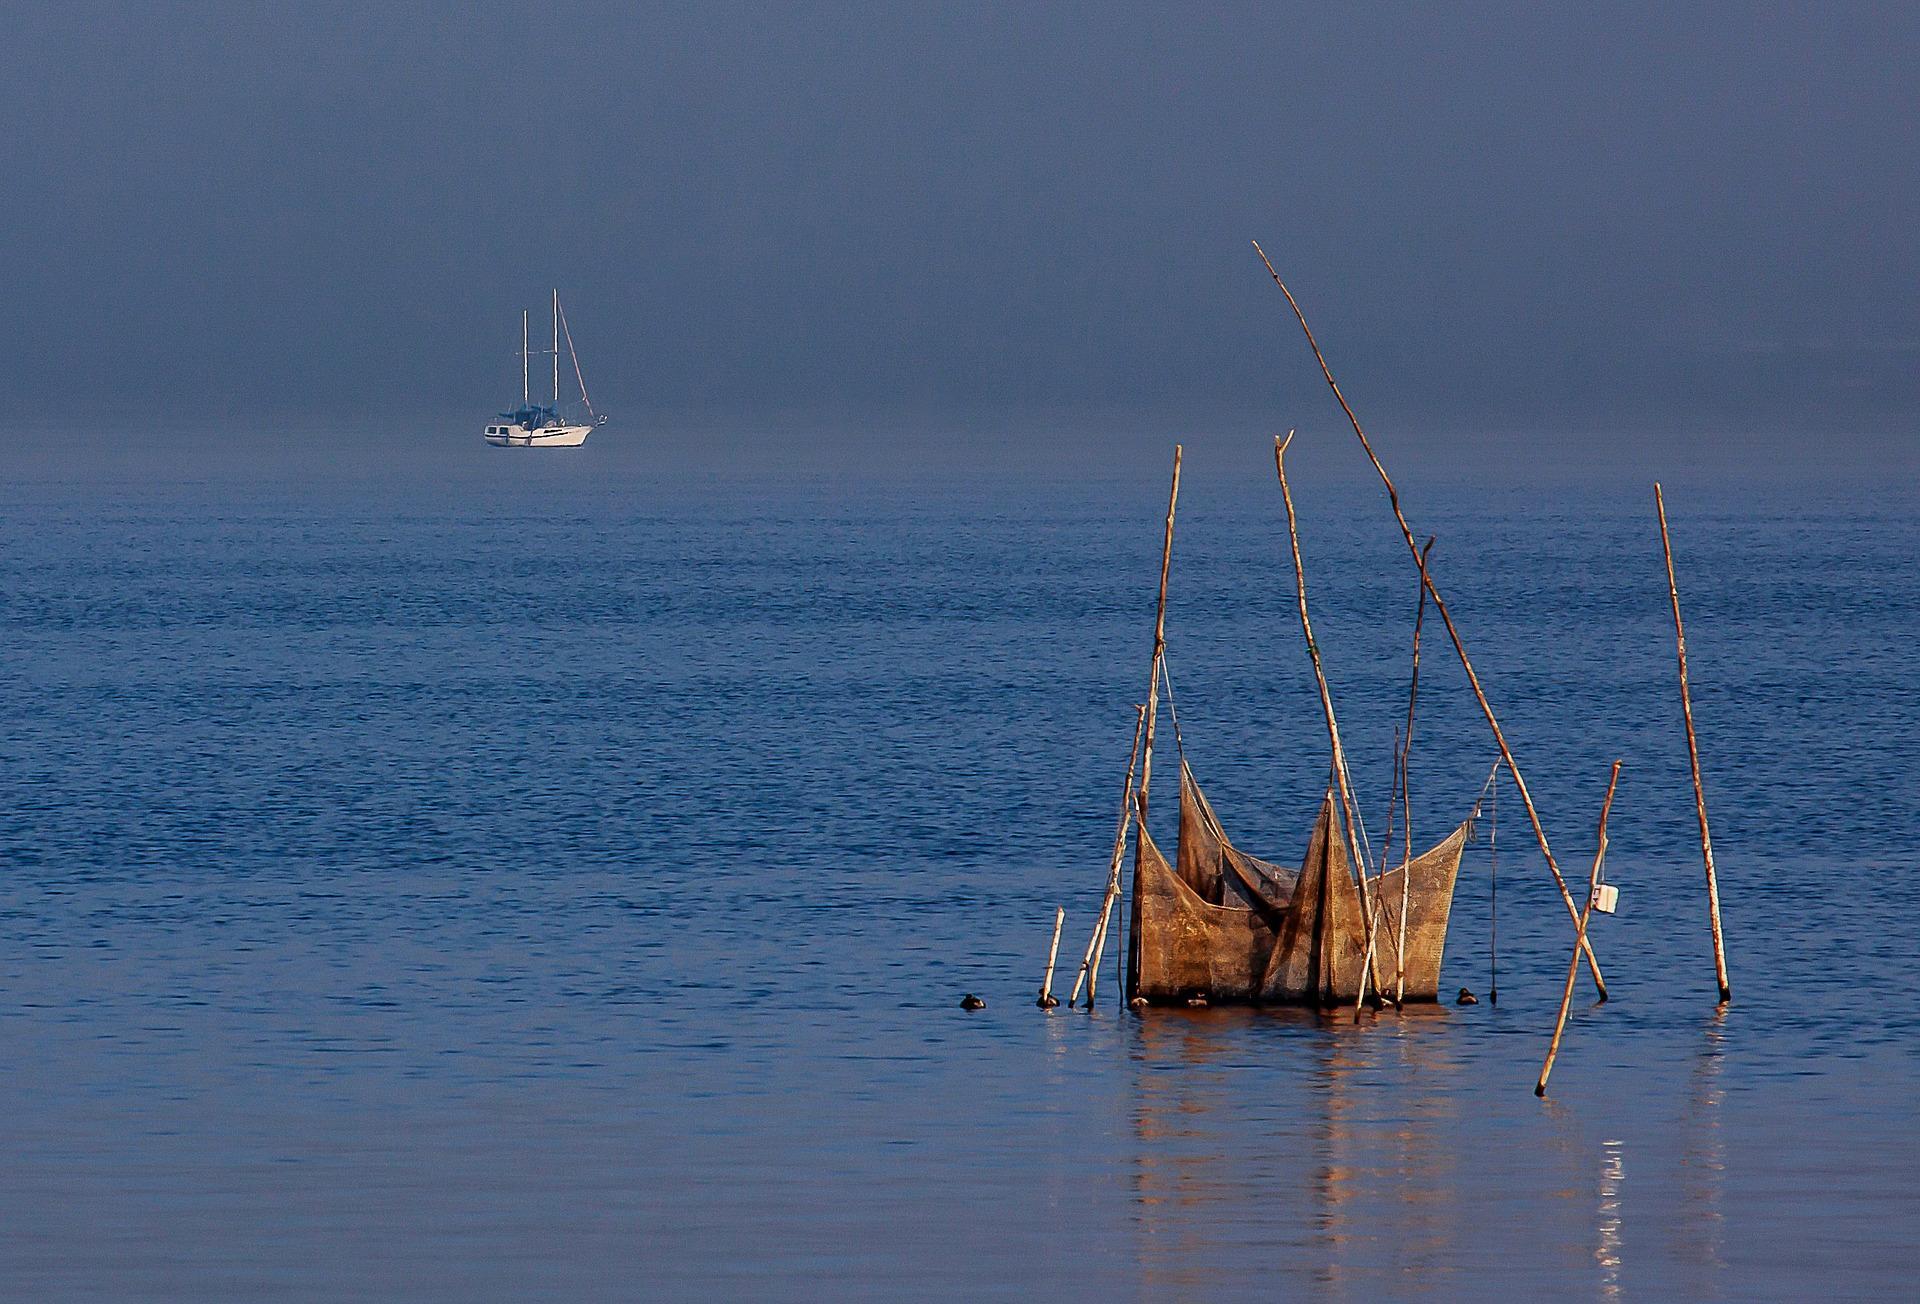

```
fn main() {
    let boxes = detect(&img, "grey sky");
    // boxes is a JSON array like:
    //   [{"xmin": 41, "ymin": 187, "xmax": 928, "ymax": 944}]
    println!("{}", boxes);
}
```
[{"xmin": 7, "ymin": 2, "xmax": 1916, "ymax": 464}]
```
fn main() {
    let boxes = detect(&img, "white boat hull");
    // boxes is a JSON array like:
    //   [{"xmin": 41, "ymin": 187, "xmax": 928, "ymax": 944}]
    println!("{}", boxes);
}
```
[{"xmin": 484, "ymin": 423, "xmax": 593, "ymax": 448}]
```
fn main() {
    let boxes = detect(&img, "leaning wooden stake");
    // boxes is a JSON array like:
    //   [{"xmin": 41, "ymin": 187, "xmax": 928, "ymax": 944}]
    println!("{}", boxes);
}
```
[
  {"xmin": 1273, "ymin": 432, "xmax": 1382, "ymax": 1019},
  {"xmin": 1252, "ymin": 241, "xmax": 1606, "ymax": 1000},
  {"xmin": 1536, "ymin": 761, "xmax": 1622, "ymax": 1096},
  {"xmin": 1656, "ymin": 484, "xmax": 1731, "ymax": 1004},
  {"xmin": 1121, "ymin": 446, "xmax": 1182, "ymax": 1004},
  {"xmin": 1073, "ymin": 703, "xmax": 1147, "ymax": 1007},
  {"xmin": 1037, "ymin": 907, "xmax": 1065, "ymax": 1008}
]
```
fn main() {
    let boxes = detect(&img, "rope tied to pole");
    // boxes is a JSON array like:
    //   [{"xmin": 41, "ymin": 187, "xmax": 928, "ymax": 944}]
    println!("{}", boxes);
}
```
[
  {"xmin": 1457, "ymin": 759, "xmax": 1502, "ymax": 1005},
  {"xmin": 1159, "ymin": 654, "xmax": 1187, "ymax": 771}
]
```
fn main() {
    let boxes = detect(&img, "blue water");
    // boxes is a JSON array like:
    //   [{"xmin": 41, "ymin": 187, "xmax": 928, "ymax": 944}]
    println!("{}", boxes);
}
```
[{"xmin": 2, "ymin": 453, "xmax": 1916, "ymax": 1299}]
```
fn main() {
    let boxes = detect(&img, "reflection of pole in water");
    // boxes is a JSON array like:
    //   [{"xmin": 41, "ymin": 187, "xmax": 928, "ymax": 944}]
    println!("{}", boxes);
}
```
[
  {"xmin": 1678, "ymin": 1008, "xmax": 1728, "ymax": 1283},
  {"xmin": 1309, "ymin": 1027, "xmax": 1359, "ymax": 1263},
  {"xmin": 1596, "ymin": 1138, "xmax": 1625, "ymax": 1299},
  {"xmin": 1308, "ymin": 1016, "xmax": 1465, "ymax": 1285},
  {"xmin": 1127, "ymin": 1012, "xmax": 1250, "ymax": 1298}
]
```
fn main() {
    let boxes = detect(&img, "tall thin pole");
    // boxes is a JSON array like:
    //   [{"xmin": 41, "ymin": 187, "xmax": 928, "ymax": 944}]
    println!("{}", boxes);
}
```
[
  {"xmin": 1139, "ymin": 445, "xmax": 1181, "ymax": 826},
  {"xmin": 1252, "ymin": 241, "xmax": 1606, "ymax": 1000},
  {"xmin": 1394, "ymin": 536, "xmax": 1436, "ymax": 1003},
  {"xmin": 1273, "ymin": 432, "xmax": 1381, "ymax": 1017},
  {"xmin": 552, "ymin": 289, "xmax": 560, "ymax": 410},
  {"xmin": 1125, "ymin": 446, "xmax": 1181, "ymax": 1002},
  {"xmin": 1075, "ymin": 703, "xmax": 1147, "ymax": 1008},
  {"xmin": 1537, "ymin": 761, "xmax": 1622, "ymax": 1096},
  {"xmin": 1656, "ymin": 484, "xmax": 1731, "ymax": 1003},
  {"xmin": 522, "ymin": 310, "xmax": 529, "ymax": 406}
]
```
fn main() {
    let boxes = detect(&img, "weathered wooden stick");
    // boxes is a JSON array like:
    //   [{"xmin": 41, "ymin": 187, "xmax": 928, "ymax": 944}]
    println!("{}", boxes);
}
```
[
  {"xmin": 1120, "ymin": 446, "xmax": 1182, "ymax": 1005},
  {"xmin": 1073, "ymin": 703, "xmax": 1147, "ymax": 1007},
  {"xmin": 1037, "ymin": 906, "xmax": 1065, "ymax": 1008},
  {"xmin": 1393, "ymin": 536, "xmax": 1436, "ymax": 1003},
  {"xmin": 1373, "ymin": 721, "xmax": 1403, "ymax": 1006},
  {"xmin": 1138, "ymin": 445, "xmax": 1182, "ymax": 828},
  {"xmin": 1273, "ymin": 432, "xmax": 1382, "ymax": 1018},
  {"xmin": 1381, "ymin": 724, "xmax": 1402, "ymax": 888},
  {"xmin": 1536, "ymin": 760, "xmax": 1622, "ymax": 1097},
  {"xmin": 1656, "ymin": 483, "xmax": 1731, "ymax": 1004},
  {"xmin": 1252, "ymin": 241, "xmax": 1606, "ymax": 1000}
]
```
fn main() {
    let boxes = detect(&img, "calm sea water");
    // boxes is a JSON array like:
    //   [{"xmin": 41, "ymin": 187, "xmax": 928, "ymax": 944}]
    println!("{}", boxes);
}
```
[{"xmin": 2, "ymin": 449, "xmax": 1916, "ymax": 1299}]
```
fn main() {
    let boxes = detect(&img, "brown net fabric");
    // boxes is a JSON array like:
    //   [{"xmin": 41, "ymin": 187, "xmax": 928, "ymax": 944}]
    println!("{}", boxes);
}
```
[
  {"xmin": 1261, "ymin": 792, "xmax": 1371, "ymax": 1005},
  {"xmin": 1365, "ymin": 822, "xmax": 1471, "ymax": 1002},
  {"xmin": 1178, "ymin": 762, "xmax": 1296, "ymax": 913},
  {"xmin": 1130, "ymin": 775, "xmax": 1469, "ymax": 1008},
  {"xmin": 1130, "ymin": 823, "xmax": 1278, "ymax": 1004}
]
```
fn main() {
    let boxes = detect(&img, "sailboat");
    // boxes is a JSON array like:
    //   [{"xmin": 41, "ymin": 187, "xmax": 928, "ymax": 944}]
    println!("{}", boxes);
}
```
[{"xmin": 484, "ymin": 290, "xmax": 608, "ymax": 448}]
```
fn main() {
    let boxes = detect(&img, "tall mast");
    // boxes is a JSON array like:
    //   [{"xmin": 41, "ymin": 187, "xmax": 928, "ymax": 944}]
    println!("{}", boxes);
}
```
[
  {"xmin": 552, "ymin": 289, "xmax": 560, "ymax": 409},
  {"xmin": 522, "ymin": 310, "xmax": 529, "ymax": 406}
]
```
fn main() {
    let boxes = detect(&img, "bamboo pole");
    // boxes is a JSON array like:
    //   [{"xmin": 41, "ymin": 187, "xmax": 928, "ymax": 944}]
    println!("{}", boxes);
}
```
[
  {"xmin": 1656, "ymin": 484, "xmax": 1731, "ymax": 1004},
  {"xmin": 1536, "ymin": 761, "xmax": 1622, "ymax": 1096},
  {"xmin": 1121, "ymin": 446, "xmax": 1181, "ymax": 1004},
  {"xmin": 1374, "ymin": 722, "xmax": 1403, "ymax": 1007},
  {"xmin": 1252, "ymin": 241, "xmax": 1606, "ymax": 1000},
  {"xmin": 1138, "ymin": 446, "xmax": 1182, "ymax": 828},
  {"xmin": 1037, "ymin": 906, "xmax": 1065, "ymax": 1008},
  {"xmin": 1392, "ymin": 536, "xmax": 1437, "ymax": 1003},
  {"xmin": 1381, "ymin": 724, "xmax": 1402, "ymax": 891},
  {"xmin": 1272, "ymin": 432, "xmax": 1381, "ymax": 1018},
  {"xmin": 1073, "ymin": 703, "xmax": 1147, "ymax": 1007}
]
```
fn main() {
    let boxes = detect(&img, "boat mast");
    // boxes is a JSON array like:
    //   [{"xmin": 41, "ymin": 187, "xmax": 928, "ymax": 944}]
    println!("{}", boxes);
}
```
[
  {"xmin": 552, "ymin": 289, "xmax": 560, "ymax": 412},
  {"xmin": 522, "ymin": 310, "xmax": 530, "ymax": 406}
]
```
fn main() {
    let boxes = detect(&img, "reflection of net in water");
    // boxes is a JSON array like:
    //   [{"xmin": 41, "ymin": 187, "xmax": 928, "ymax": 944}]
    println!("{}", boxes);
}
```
[{"xmin": 1128, "ymin": 1014, "xmax": 1471, "ymax": 1293}]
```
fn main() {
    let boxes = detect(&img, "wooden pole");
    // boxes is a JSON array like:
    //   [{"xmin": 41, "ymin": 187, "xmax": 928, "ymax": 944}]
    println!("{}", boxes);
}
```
[
  {"xmin": 1536, "ymin": 761, "xmax": 1622, "ymax": 1096},
  {"xmin": 1074, "ymin": 703, "xmax": 1147, "ymax": 1007},
  {"xmin": 1381, "ymin": 724, "xmax": 1401, "ymax": 893},
  {"xmin": 1121, "ymin": 446, "xmax": 1181, "ymax": 1004},
  {"xmin": 1656, "ymin": 484, "xmax": 1731, "ymax": 1004},
  {"xmin": 1252, "ymin": 241, "xmax": 1607, "ymax": 1000},
  {"xmin": 1037, "ymin": 906, "xmax": 1065, "ymax": 1008},
  {"xmin": 1138, "ymin": 445, "xmax": 1182, "ymax": 828},
  {"xmin": 1273, "ymin": 432, "xmax": 1382, "ymax": 1018},
  {"xmin": 1392, "ymin": 536, "xmax": 1436, "ymax": 1003}
]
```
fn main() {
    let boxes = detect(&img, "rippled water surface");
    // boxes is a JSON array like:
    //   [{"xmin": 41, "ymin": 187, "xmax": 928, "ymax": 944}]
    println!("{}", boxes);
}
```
[{"xmin": 2, "ymin": 452, "xmax": 1916, "ymax": 1299}]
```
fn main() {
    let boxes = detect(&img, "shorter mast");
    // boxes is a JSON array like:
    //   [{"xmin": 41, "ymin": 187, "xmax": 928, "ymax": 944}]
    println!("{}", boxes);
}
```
[
  {"xmin": 522, "ymin": 310, "xmax": 529, "ymax": 406},
  {"xmin": 552, "ymin": 289, "xmax": 560, "ymax": 411}
]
